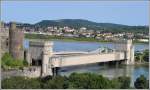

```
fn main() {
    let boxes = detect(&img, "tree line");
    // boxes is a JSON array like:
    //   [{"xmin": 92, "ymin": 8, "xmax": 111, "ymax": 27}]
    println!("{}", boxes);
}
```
[{"xmin": 2, "ymin": 73, "xmax": 149, "ymax": 89}]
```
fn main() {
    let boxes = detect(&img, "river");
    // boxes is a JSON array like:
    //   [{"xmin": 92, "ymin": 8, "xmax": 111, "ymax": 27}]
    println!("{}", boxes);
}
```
[
  {"xmin": 24, "ymin": 40, "xmax": 149, "ymax": 87},
  {"xmin": 24, "ymin": 40, "xmax": 149, "ymax": 52}
]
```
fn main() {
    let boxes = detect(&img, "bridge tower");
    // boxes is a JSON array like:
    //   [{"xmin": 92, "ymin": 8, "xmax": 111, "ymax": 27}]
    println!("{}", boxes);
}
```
[
  {"xmin": 126, "ymin": 40, "xmax": 134, "ymax": 64},
  {"xmin": 42, "ymin": 41, "xmax": 53, "ymax": 77},
  {"xmin": 28, "ymin": 40, "xmax": 53, "ymax": 77},
  {"xmin": 114, "ymin": 39, "xmax": 134, "ymax": 65}
]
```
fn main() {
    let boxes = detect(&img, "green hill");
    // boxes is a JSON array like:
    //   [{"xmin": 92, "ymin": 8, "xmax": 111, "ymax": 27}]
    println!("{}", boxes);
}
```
[
  {"xmin": 35, "ymin": 19, "xmax": 148, "ymax": 34},
  {"xmin": 12, "ymin": 19, "xmax": 149, "ymax": 34}
]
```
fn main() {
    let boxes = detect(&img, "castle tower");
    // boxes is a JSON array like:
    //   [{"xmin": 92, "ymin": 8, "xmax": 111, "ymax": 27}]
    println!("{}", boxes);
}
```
[
  {"xmin": 9, "ymin": 22, "xmax": 24, "ymax": 60},
  {"xmin": 28, "ymin": 40, "xmax": 53, "ymax": 77}
]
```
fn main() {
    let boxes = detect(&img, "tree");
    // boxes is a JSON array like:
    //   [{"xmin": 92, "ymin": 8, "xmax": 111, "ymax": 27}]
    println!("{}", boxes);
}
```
[
  {"xmin": 42, "ymin": 75, "xmax": 68, "ymax": 89},
  {"xmin": 68, "ymin": 73, "xmax": 111, "ymax": 89},
  {"xmin": 68, "ymin": 73, "xmax": 91, "ymax": 89},
  {"xmin": 89, "ymin": 75, "xmax": 111, "ymax": 89},
  {"xmin": 142, "ymin": 49, "xmax": 149, "ymax": 62},
  {"xmin": 1, "ymin": 73, "xmax": 133, "ymax": 89},
  {"xmin": 1, "ymin": 53, "xmax": 14, "ymax": 68},
  {"xmin": 135, "ymin": 52, "xmax": 142, "ymax": 62},
  {"xmin": 118, "ymin": 76, "xmax": 130, "ymax": 89},
  {"xmin": 134, "ymin": 75, "xmax": 149, "ymax": 89},
  {"xmin": 135, "ymin": 49, "xmax": 149, "ymax": 63},
  {"xmin": 109, "ymin": 78, "xmax": 121, "ymax": 89}
]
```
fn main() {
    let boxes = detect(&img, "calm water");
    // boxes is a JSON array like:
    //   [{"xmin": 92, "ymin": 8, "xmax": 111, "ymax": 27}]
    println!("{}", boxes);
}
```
[
  {"xmin": 24, "ymin": 40, "xmax": 149, "ymax": 87},
  {"xmin": 58, "ymin": 64, "xmax": 149, "ymax": 87},
  {"xmin": 24, "ymin": 40, "xmax": 149, "ymax": 52},
  {"xmin": 53, "ymin": 40, "xmax": 149, "ymax": 52}
]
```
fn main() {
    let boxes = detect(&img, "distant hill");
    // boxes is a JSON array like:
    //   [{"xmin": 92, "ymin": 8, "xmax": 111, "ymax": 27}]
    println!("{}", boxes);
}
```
[{"xmin": 13, "ymin": 19, "xmax": 150, "ymax": 34}]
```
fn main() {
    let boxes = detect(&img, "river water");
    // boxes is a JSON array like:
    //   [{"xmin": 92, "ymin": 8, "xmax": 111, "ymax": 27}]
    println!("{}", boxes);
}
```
[
  {"xmin": 24, "ymin": 40, "xmax": 149, "ymax": 52},
  {"xmin": 24, "ymin": 40, "xmax": 149, "ymax": 87}
]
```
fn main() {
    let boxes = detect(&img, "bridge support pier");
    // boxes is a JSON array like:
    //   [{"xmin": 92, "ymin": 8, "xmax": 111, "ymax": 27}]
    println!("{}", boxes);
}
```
[
  {"xmin": 102, "ymin": 62, "xmax": 107, "ymax": 68},
  {"xmin": 124, "ymin": 40, "xmax": 134, "ymax": 65},
  {"xmin": 115, "ymin": 39, "xmax": 134, "ymax": 65},
  {"xmin": 52, "ymin": 67, "xmax": 60, "ymax": 76},
  {"xmin": 115, "ymin": 61, "xmax": 119, "ymax": 68}
]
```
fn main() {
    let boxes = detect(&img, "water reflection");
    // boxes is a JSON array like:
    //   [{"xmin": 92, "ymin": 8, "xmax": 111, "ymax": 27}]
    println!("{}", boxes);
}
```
[{"xmin": 59, "ymin": 64, "xmax": 149, "ymax": 87}]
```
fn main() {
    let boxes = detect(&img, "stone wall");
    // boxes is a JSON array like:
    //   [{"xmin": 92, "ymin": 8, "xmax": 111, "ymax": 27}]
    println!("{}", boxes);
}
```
[
  {"xmin": 0, "ymin": 26, "xmax": 9, "ymax": 59},
  {"xmin": 1, "ymin": 67, "xmax": 41, "ymax": 79},
  {"xmin": 21, "ymin": 67, "xmax": 41, "ymax": 78}
]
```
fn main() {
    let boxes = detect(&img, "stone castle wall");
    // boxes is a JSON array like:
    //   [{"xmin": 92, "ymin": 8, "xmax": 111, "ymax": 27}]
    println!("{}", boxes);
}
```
[
  {"xmin": 0, "ymin": 22, "xmax": 9, "ymax": 59},
  {"xmin": 1, "ymin": 67, "xmax": 41, "ymax": 79}
]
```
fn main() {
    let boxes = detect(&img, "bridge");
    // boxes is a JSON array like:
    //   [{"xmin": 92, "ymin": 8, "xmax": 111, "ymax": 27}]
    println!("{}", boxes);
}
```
[
  {"xmin": 26, "ymin": 39, "xmax": 134, "ymax": 77},
  {"xmin": 51, "ymin": 51, "xmax": 124, "ymax": 68}
]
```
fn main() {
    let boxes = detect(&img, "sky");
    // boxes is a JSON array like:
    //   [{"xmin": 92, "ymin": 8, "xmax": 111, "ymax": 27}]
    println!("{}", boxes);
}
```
[{"xmin": 1, "ymin": 1, "xmax": 149, "ymax": 26}]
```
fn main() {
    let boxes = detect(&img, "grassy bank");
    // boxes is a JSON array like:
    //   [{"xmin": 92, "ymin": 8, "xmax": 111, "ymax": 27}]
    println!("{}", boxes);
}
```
[
  {"xmin": 25, "ymin": 33, "xmax": 112, "ymax": 42},
  {"xmin": 25, "ymin": 33, "xmax": 148, "ymax": 44}
]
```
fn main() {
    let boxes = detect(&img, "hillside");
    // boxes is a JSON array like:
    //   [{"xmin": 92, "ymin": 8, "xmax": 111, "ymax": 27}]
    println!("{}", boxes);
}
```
[{"xmin": 14, "ymin": 19, "xmax": 149, "ymax": 34}]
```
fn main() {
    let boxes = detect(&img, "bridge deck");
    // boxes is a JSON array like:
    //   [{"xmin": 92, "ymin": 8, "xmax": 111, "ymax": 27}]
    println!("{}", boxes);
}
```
[{"xmin": 50, "ymin": 52, "xmax": 125, "ymax": 67}]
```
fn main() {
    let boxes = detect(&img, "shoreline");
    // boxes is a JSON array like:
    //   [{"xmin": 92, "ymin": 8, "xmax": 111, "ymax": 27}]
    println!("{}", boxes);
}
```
[
  {"xmin": 25, "ymin": 34, "xmax": 149, "ymax": 44},
  {"xmin": 134, "ymin": 62, "xmax": 149, "ymax": 66}
]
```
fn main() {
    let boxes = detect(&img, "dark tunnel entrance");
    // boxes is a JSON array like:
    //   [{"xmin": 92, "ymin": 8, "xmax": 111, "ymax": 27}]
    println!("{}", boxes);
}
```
[{"xmin": 32, "ymin": 59, "xmax": 42, "ymax": 66}]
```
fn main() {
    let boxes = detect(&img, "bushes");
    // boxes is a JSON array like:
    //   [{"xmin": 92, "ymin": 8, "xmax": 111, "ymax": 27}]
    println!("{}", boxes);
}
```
[
  {"xmin": 1, "ymin": 73, "xmax": 132, "ymax": 89},
  {"xmin": 142, "ymin": 49, "xmax": 149, "ymax": 62},
  {"xmin": 1, "ymin": 53, "xmax": 28, "ymax": 69},
  {"xmin": 68, "ymin": 73, "xmax": 92, "ymax": 88},
  {"xmin": 42, "ymin": 75, "xmax": 68, "ymax": 89},
  {"xmin": 117, "ymin": 76, "xmax": 131, "ymax": 89},
  {"xmin": 134, "ymin": 75, "xmax": 149, "ymax": 89},
  {"xmin": 109, "ymin": 78, "xmax": 121, "ymax": 89},
  {"xmin": 135, "ymin": 49, "xmax": 149, "ymax": 62},
  {"xmin": 2, "ymin": 77, "xmax": 41, "ymax": 89},
  {"xmin": 2, "ymin": 73, "xmax": 148, "ymax": 89}
]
